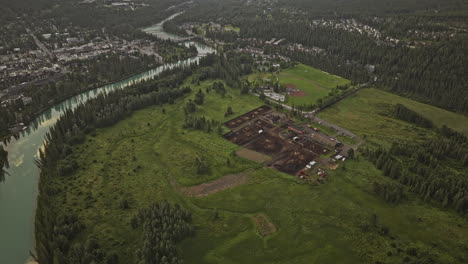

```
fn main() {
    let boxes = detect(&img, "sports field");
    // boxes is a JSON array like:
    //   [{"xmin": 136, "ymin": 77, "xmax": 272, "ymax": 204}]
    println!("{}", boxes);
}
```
[
  {"xmin": 47, "ymin": 80, "xmax": 468, "ymax": 264},
  {"xmin": 250, "ymin": 63, "xmax": 350, "ymax": 107},
  {"xmin": 281, "ymin": 64, "xmax": 350, "ymax": 106}
]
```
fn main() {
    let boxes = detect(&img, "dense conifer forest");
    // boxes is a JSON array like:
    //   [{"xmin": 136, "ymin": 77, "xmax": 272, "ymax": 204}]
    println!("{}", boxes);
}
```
[
  {"xmin": 176, "ymin": 0, "xmax": 468, "ymax": 114},
  {"xmin": 362, "ymin": 120, "xmax": 468, "ymax": 212}
]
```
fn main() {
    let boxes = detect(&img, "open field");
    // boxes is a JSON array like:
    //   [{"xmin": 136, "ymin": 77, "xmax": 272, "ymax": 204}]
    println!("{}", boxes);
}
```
[
  {"xmin": 249, "ymin": 63, "xmax": 350, "ymax": 106},
  {"xmin": 280, "ymin": 64, "xmax": 350, "ymax": 106},
  {"xmin": 48, "ymin": 80, "xmax": 468, "ymax": 264},
  {"xmin": 317, "ymin": 88, "xmax": 468, "ymax": 144}
]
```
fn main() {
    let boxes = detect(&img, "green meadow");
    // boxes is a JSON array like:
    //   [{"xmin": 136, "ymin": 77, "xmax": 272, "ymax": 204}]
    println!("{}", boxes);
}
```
[
  {"xmin": 250, "ymin": 63, "xmax": 350, "ymax": 106},
  {"xmin": 317, "ymin": 88, "xmax": 468, "ymax": 144},
  {"xmin": 281, "ymin": 64, "xmax": 349, "ymax": 106},
  {"xmin": 50, "ymin": 80, "xmax": 468, "ymax": 264}
]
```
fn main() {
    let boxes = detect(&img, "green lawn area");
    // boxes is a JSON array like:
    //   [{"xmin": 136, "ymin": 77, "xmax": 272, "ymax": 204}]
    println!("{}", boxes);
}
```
[
  {"xmin": 51, "ymin": 81, "xmax": 468, "ymax": 264},
  {"xmin": 317, "ymin": 88, "xmax": 468, "ymax": 145},
  {"xmin": 280, "ymin": 64, "xmax": 350, "ymax": 106}
]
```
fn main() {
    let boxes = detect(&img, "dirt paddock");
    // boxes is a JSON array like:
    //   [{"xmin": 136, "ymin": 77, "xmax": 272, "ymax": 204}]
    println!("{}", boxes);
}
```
[
  {"xmin": 245, "ymin": 133, "xmax": 286, "ymax": 155},
  {"xmin": 224, "ymin": 105, "xmax": 272, "ymax": 129},
  {"xmin": 273, "ymin": 149, "xmax": 317, "ymax": 175}
]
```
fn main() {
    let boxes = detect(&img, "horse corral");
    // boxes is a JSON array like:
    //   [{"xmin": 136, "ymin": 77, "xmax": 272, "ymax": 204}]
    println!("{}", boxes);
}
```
[{"xmin": 224, "ymin": 106, "xmax": 347, "ymax": 177}]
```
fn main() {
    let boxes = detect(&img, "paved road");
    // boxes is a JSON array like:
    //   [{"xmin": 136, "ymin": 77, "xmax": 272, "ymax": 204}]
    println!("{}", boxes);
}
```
[{"xmin": 26, "ymin": 28, "xmax": 54, "ymax": 60}]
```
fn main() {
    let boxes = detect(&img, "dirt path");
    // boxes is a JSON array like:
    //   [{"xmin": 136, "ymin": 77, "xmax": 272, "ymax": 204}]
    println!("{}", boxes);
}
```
[{"xmin": 180, "ymin": 171, "xmax": 250, "ymax": 197}]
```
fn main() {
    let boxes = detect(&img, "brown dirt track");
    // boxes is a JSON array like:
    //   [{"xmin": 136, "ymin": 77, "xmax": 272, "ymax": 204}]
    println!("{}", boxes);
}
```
[
  {"xmin": 289, "ymin": 90, "xmax": 306, "ymax": 97},
  {"xmin": 180, "ymin": 172, "xmax": 250, "ymax": 197}
]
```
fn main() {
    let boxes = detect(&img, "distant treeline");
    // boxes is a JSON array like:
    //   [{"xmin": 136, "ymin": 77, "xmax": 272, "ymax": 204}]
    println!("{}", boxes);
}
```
[{"xmin": 178, "ymin": 0, "xmax": 468, "ymax": 114}]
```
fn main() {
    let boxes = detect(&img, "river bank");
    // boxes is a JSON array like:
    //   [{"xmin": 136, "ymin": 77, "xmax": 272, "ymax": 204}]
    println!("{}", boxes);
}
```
[
  {"xmin": 0, "ymin": 12, "xmax": 214, "ymax": 264},
  {"xmin": 1, "ymin": 47, "xmax": 198, "ymax": 144}
]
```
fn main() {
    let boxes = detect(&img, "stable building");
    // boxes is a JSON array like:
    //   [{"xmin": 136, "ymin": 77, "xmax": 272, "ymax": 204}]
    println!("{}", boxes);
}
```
[{"xmin": 309, "ymin": 133, "xmax": 341, "ymax": 149}]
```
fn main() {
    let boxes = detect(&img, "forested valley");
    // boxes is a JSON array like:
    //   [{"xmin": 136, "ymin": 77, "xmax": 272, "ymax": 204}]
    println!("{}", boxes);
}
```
[{"xmin": 1, "ymin": 0, "xmax": 468, "ymax": 264}]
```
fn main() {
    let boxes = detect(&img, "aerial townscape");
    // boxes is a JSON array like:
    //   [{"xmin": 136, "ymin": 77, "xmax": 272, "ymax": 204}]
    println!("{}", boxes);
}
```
[{"xmin": 0, "ymin": 0, "xmax": 467, "ymax": 264}]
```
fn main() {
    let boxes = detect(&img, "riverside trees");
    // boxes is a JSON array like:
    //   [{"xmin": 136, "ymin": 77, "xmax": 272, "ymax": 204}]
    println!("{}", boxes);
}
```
[
  {"xmin": 34, "ymin": 62, "xmax": 197, "ymax": 264},
  {"xmin": 34, "ymin": 51, "xmax": 255, "ymax": 263}
]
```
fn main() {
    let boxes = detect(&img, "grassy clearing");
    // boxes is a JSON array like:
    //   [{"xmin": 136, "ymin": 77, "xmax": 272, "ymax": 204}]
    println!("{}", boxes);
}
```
[
  {"xmin": 317, "ymin": 88, "xmax": 468, "ymax": 145},
  {"xmin": 50, "ymin": 80, "xmax": 468, "ymax": 264},
  {"xmin": 281, "ymin": 64, "xmax": 350, "ymax": 106}
]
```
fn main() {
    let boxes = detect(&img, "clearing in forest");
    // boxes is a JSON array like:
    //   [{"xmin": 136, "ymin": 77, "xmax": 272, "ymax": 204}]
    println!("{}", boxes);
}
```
[
  {"xmin": 280, "ymin": 64, "xmax": 350, "ymax": 106},
  {"xmin": 317, "ymin": 88, "xmax": 468, "ymax": 142}
]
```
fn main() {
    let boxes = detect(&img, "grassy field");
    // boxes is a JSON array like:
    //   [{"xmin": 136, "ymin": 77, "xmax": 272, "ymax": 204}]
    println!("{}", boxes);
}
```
[
  {"xmin": 225, "ymin": 25, "xmax": 240, "ymax": 33},
  {"xmin": 282, "ymin": 64, "xmax": 349, "ymax": 106},
  {"xmin": 317, "ymin": 88, "xmax": 468, "ymax": 144},
  {"xmin": 50, "ymin": 81, "xmax": 468, "ymax": 264},
  {"xmin": 250, "ymin": 64, "xmax": 350, "ymax": 106}
]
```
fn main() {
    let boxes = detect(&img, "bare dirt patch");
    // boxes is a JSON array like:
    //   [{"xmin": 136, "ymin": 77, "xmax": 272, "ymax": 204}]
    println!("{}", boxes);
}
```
[
  {"xmin": 273, "ymin": 148, "xmax": 317, "ymax": 175},
  {"xmin": 301, "ymin": 140, "xmax": 330, "ymax": 155},
  {"xmin": 245, "ymin": 133, "xmax": 286, "ymax": 155},
  {"xmin": 236, "ymin": 148, "xmax": 270, "ymax": 163},
  {"xmin": 252, "ymin": 214, "xmax": 277, "ymax": 237},
  {"xmin": 224, "ymin": 105, "xmax": 272, "ymax": 129},
  {"xmin": 285, "ymin": 83, "xmax": 297, "ymax": 89},
  {"xmin": 181, "ymin": 172, "xmax": 250, "ymax": 197}
]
